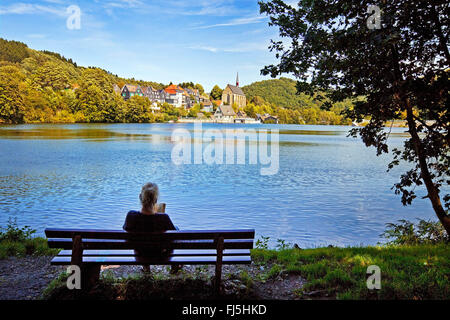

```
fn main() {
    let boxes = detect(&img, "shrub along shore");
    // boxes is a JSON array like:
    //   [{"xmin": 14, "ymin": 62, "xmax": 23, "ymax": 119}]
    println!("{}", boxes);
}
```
[{"xmin": 0, "ymin": 219, "xmax": 448, "ymax": 300}]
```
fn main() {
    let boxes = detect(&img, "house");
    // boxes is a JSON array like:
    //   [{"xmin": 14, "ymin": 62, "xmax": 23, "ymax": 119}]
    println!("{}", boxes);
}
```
[
  {"xmin": 113, "ymin": 84, "xmax": 122, "ymax": 95},
  {"xmin": 214, "ymin": 104, "xmax": 236, "ymax": 121},
  {"xmin": 164, "ymin": 84, "xmax": 186, "ymax": 107},
  {"xmin": 156, "ymin": 89, "xmax": 169, "ymax": 104},
  {"xmin": 222, "ymin": 73, "xmax": 246, "ymax": 109},
  {"xmin": 256, "ymin": 113, "xmax": 279, "ymax": 124},
  {"xmin": 186, "ymin": 88, "xmax": 200, "ymax": 100},
  {"xmin": 201, "ymin": 100, "xmax": 214, "ymax": 113},
  {"xmin": 121, "ymin": 84, "xmax": 144, "ymax": 100},
  {"xmin": 236, "ymin": 110, "xmax": 247, "ymax": 118},
  {"xmin": 142, "ymin": 86, "xmax": 159, "ymax": 102}
]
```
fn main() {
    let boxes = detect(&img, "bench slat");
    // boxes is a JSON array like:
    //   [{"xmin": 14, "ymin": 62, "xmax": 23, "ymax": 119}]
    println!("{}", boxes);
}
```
[
  {"xmin": 45, "ymin": 228, "xmax": 255, "ymax": 240},
  {"xmin": 58, "ymin": 249, "xmax": 251, "ymax": 257},
  {"xmin": 48, "ymin": 238, "xmax": 254, "ymax": 250},
  {"xmin": 51, "ymin": 255, "xmax": 251, "ymax": 265}
]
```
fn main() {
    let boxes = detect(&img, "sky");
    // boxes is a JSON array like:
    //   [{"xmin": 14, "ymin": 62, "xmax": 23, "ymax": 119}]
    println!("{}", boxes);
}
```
[{"xmin": 0, "ymin": 0, "xmax": 287, "ymax": 92}]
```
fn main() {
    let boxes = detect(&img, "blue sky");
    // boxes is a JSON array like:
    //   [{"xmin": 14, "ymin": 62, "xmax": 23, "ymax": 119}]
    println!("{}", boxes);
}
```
[{"xmin": 0, "ymin": 0, "xmax": 286, "ymax": 92}]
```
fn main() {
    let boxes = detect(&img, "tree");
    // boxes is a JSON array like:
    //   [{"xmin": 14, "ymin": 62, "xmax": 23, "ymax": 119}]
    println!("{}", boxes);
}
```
[
  {"xmin": 259, "ymin": 1, "xmax": 450, "ymax": 234},
  {"xmin": 210, "ymin": 85, "xmax": 223, "ymax": 100},
  {"xmin": 0, "ymin": 38, "xmax": 29, "ymax": 63},
  {"xmin": 0, "ymin": 65, "xmax": 26, "ymax": 123},
  {"xmin": 124, "ymin": 96, "xmax": 154, "ymax": 123},
  {"xmin": 250, "ymin": 95, "xmax": 266, "ymax": 106},
  {"xmin": 188, "ymin": 103, "xmax": 201, "ymax": 118},
  {"xmin": 194, "ymin": 83, "xmax": 205, "ymax": 95}
]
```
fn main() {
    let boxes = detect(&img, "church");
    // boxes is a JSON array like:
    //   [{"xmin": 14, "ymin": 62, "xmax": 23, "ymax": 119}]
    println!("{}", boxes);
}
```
[{"xmin": 221, "ymin": 73, "xmax": 246, "ymax": 109}]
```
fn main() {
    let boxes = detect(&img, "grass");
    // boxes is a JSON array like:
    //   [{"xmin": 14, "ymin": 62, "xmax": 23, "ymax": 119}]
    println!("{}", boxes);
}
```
[
  {"xmin": 0, "ymin": 218, "xmax": 59, "ymax": 259},
  {"xmin": 0, "ymin": 237, "xmax": 59, "ymax": 259},
  {"xmin": 252, "ymin": 244, "xmax": 450, "ymax": 299},
  {"xmin": 39, "ymin": 243, "xmax": 449, "ymax": 300}
]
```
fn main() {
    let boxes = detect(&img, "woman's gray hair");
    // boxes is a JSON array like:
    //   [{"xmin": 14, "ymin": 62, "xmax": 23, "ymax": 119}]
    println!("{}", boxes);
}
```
[{"xmin": 139, "ymin": 182, "xmax": 159, "ymax": 211}]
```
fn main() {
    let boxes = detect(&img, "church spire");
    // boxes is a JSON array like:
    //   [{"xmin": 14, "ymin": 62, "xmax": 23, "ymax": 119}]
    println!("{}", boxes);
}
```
[{"xmin": 236, "ymin": 72, "xmax": 239, "ymax": 87}]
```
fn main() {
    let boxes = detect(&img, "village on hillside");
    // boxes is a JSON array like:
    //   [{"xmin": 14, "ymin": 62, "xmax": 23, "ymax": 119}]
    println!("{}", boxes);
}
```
[{"xmin": 113, "ymin": 74, "xmax": 279, "ymax": 124}]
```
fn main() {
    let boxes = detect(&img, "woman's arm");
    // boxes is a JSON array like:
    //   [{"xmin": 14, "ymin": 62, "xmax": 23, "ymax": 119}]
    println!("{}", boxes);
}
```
[
  {"xmin": 164, "ymin": 214, "xmax": 177, "ymax": 231},
  {"xmin": 123, "ymin": 211, "xmax": 136, "ymax": 231}
]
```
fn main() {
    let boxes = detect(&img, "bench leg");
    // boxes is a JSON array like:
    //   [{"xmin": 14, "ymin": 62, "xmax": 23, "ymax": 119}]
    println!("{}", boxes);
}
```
[
  {"xmin": 214, "ymin": 264, "xmax": 222, "ymax": 295},
  {"xmin": 81, "ymin": 265, "xmax": 101, "ymax": 290},
  {"xmin": 214, "ymin": 237, "xmax": 224, "ymax": 295}
]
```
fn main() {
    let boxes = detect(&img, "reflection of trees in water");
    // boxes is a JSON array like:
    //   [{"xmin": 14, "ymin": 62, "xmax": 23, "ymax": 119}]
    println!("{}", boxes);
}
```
[{"xmin": 0, "ymin": 127, "xmax": 173, "ymax": 143}]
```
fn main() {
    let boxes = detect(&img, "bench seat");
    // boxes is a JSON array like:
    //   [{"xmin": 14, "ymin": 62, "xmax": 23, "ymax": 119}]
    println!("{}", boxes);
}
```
[{"xmin": 51, "ymin": 255, "xmax": 251, "ymax": 265}]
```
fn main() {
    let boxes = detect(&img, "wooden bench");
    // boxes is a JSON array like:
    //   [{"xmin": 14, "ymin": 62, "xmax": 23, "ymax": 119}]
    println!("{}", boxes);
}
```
[{"xmin": 45, "ymin": 228, "xmax": 255, "ymax": 293}]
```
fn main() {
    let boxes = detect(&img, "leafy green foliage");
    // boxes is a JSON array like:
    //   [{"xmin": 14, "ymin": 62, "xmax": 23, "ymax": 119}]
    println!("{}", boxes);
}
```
[
  {"xmin": 381, "ymin": 219, "xmax": 449, "ymax": 245},
  {"xmin": 0, "ymin": 38, "xmax": 165, "ymax": 124},
  {"xmin": 0, "ymin": 218, "xmax": 35, "ymax": 242},
  {"xmin": 0, "ymin": 218, "xmax": 58, "ymax": 258},
  {"xmin": 242, "ymin": 78, "xmax": 353, "ymax": 124},
  {"xmin": 0, "ymin": 38, "xmax": 29, "ymax": 63},
  {"xmin": 210, "ymin": 85, "xmax": 223, "ymax": 100}
]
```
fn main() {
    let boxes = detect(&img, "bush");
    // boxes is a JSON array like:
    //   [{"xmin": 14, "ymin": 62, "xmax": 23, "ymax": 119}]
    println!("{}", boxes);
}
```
[
  {"xmin": 381, "ymin": 219, "xmax": 449, "ymax": 245},
  {"xmin": 0, "ymin": 218, "xmax": 35, "ymax": 242},
  {"xmin": 0, "ymin": 218, "xmax": 58, "ymax": 258}
]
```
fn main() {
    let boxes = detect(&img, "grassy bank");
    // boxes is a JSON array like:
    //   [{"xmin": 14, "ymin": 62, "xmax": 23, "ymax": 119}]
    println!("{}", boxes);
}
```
[
  {"xmin": 2, "ymin": 218, "xmax": 448, "ymax": 300},
  {"xmin": 39, "ymin": 243, "xmax": 449, "ymax": 300},
  {"xmin": 252, "ymin": 244, "xmax": 449, "ymax": 299}
]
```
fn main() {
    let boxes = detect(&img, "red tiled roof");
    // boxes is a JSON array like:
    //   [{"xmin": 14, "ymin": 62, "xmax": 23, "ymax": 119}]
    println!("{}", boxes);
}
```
[{"xmin": 165, "ymin": 84, "xmax": 185, "ymax": 95}]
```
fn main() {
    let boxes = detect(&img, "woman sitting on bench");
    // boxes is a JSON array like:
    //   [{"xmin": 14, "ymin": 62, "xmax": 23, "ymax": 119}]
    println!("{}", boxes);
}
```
[{"xmin": 123, "ymin": 182, "xmax": 181, "ymax": 274}]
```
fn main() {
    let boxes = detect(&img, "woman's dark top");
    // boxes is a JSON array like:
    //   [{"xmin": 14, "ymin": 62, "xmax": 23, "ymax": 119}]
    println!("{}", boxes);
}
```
[
  {"xmin": 123, "ymin": 210, "xmax": 176, "ymax": 233},
  {"xmin": 123, "ymin": 210, "xmax": 177, "ymax": 258}
]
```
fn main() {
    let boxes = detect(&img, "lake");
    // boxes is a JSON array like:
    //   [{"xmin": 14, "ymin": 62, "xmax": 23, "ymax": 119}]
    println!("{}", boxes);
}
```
[{"xmin": 0, "ymin": 123, "xmax": 438, "ymax": 248}]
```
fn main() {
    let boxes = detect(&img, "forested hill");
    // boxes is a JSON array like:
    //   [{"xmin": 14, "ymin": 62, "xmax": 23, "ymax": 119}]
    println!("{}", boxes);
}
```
[
  {"xmin": 242, "ymin": 77, "xmax": 310, "ymax": 109},
  {"xmin": 0, "ymin": 38, "xmax": 351, "ymax": 125},
  {"xmin": 0, "ymin": 38, "xmax": 169, "ymax": 124}
]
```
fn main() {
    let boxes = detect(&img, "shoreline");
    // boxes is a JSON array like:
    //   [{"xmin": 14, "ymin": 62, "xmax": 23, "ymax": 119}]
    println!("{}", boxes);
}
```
[{"xmin": 0, "ymin": 120, "xmax": 412, "ymax": 127}]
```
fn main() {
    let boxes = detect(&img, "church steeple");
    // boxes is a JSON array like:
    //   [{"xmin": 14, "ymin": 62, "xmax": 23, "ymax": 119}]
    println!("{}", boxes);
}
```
[{"xmin": 236, "ymin": 72, "xmax": 239, "ymax": 87}]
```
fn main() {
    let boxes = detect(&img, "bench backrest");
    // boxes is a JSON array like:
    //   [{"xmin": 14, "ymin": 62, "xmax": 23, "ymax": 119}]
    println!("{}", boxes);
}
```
[{"xmin": 45, "ymin": 228, "xmax": 255, "ymax": 250}]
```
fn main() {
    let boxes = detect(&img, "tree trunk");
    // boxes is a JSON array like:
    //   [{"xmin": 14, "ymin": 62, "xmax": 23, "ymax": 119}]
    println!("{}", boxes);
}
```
[
  {"xmin": 404, "ymin": 100, "xmax": 450, "ymax": 235},
  {"xmin": 391, "ymin": 44, "xmax": 450, "ymax": 236}
]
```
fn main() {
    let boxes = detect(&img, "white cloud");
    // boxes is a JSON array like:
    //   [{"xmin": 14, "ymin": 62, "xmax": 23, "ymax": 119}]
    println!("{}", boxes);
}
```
[
  {"xmin": 0, "ymin": 3, "xmax": 66, "ymax": 16},
  {"xmin": 192, "ymin": 15, "xmax": 267, "ymax": 29},
  {"xmin": 189, "ymin": 41, "xmax": 269, "ymax": 53},
  {"xmin": 104, "ymin": 0, "xmax": 144, "ymax": 9}
]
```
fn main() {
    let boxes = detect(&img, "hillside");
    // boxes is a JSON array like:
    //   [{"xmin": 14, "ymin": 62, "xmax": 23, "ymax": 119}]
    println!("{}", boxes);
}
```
[
  {"xmin": 0, "ymin": 38, "xmax": 351, "ymax": 125},
  {"xmin": 241, "ymin": 77, "xmax": 352, "ymax": 125},
  {"xmin": 0, "ymin": 38, "xmax": 171, "ymax": 124},
  {"xmin": 242, "ymin": 77, "xmax": 316, "ymax": 109}
]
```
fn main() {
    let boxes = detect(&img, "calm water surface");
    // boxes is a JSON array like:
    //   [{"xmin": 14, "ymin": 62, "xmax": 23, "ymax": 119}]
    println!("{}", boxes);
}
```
[{"xmin": 0, "ymin": 123, "xmax": 438, "ymax": 247}]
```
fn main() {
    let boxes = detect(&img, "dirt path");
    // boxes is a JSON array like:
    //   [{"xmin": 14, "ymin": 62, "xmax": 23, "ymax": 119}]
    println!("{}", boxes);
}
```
[{"xmin": 0, "ymin": 256, "xmax": 64, "ymax": 300}]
